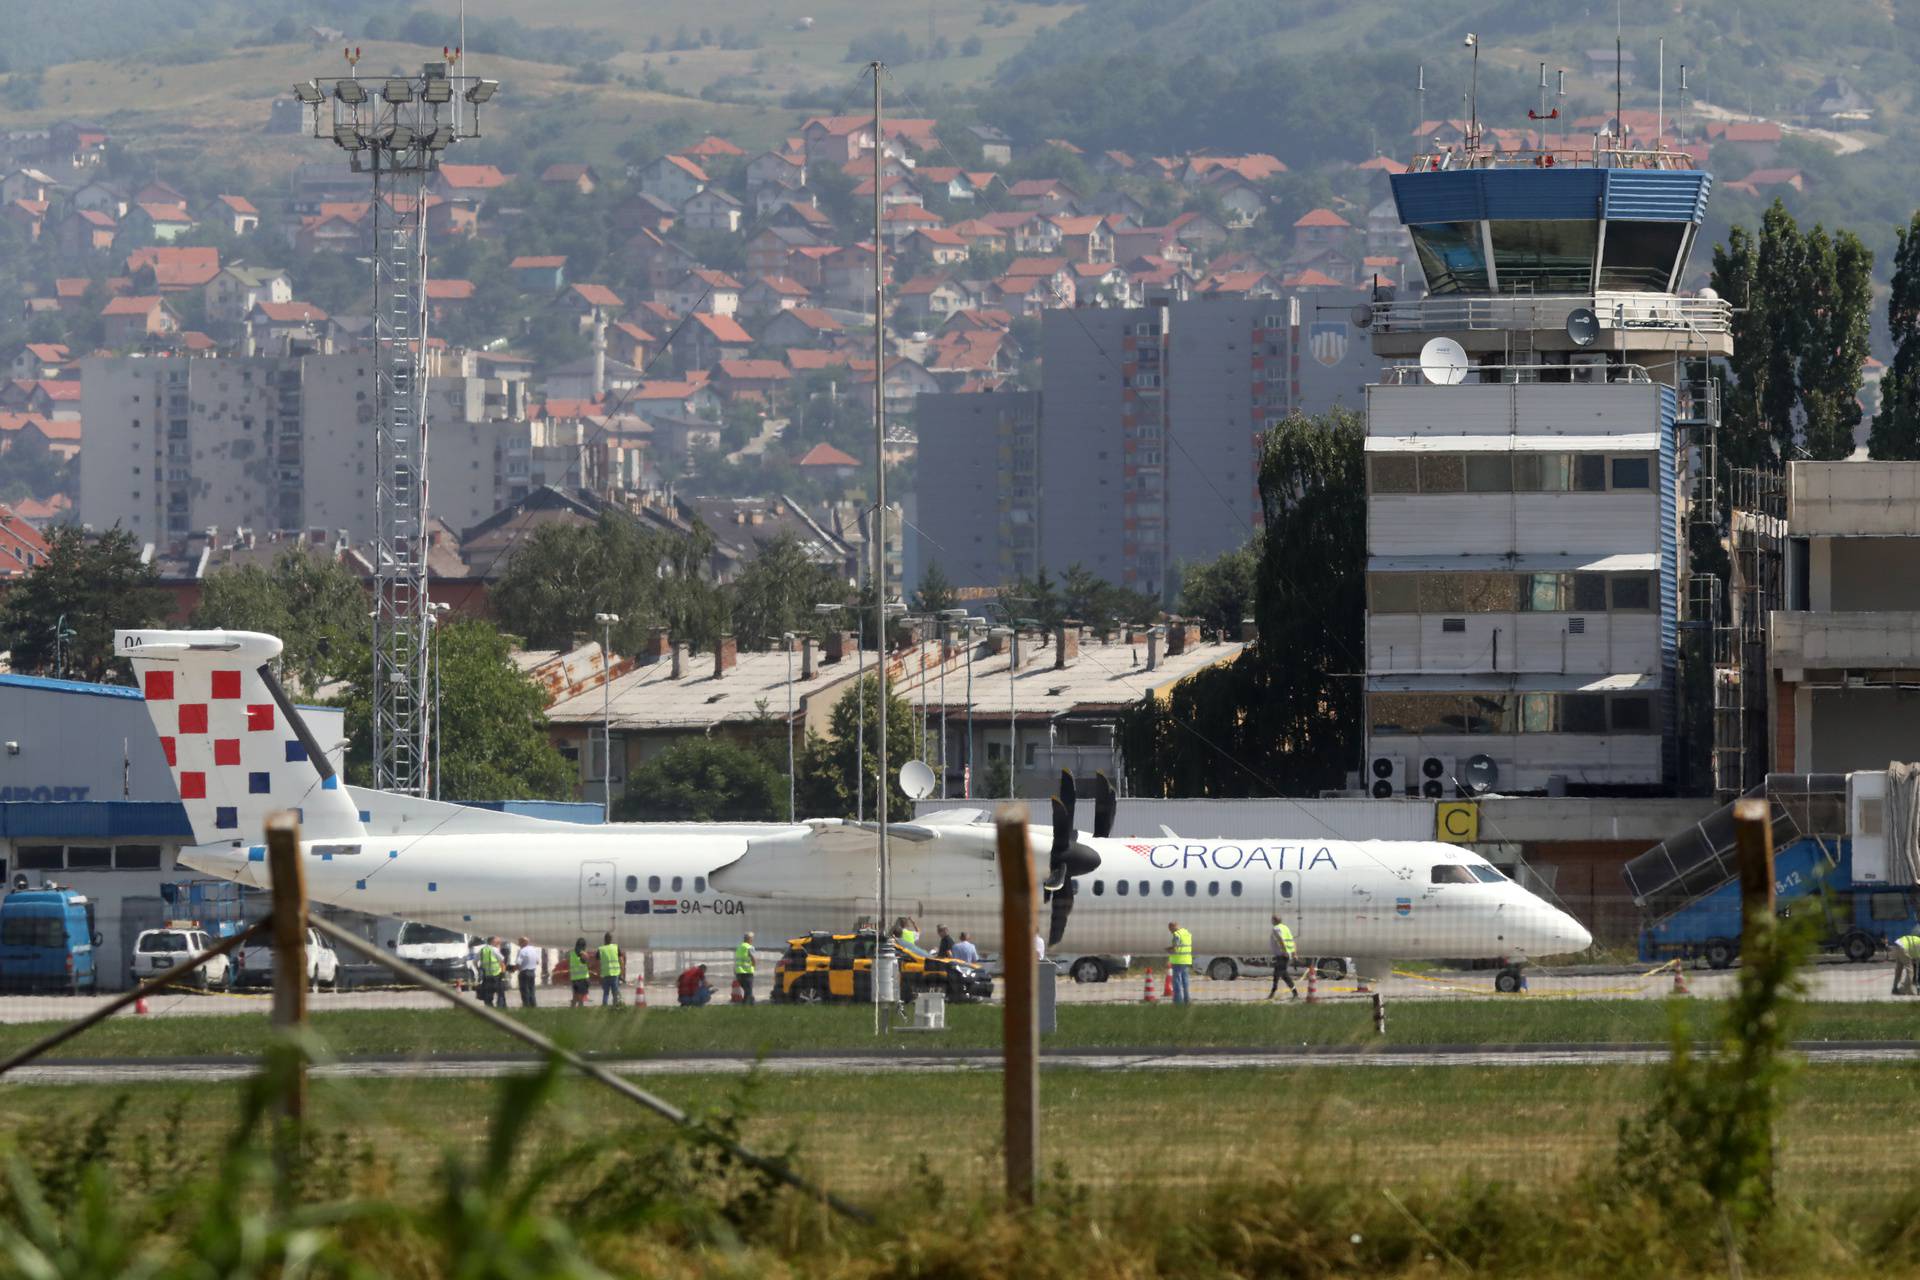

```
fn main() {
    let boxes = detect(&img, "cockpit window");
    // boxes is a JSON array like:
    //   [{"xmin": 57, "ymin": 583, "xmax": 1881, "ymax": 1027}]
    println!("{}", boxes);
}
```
[
  {"xmin": 1430, "ymin": 864, "xmax": 1477, "ymax": 884},
  {"xmin": 1469, "ymin": 865, "xmax": 1507, "ymax": 883}
]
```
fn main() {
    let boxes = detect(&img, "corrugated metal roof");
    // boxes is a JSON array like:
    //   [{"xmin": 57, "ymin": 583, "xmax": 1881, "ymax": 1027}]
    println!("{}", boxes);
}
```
[
  {"xmin": 0, "ymin": 673, "xmax": 142, "ymax": 701},
  {"xmin": 1368, "ymin": 552, "xmax": 1658, "ymax": 572},
  {"xmin": 1365, "ymin": 433, "xmax": 1658, "ymax": 452},
  {"xmin": 0, "ymin": 801, "xmax": 193, "ymax": 837},
  {"xmin": 1367, "ymin": 673, "xmax": 1657, "ymax": 693}
]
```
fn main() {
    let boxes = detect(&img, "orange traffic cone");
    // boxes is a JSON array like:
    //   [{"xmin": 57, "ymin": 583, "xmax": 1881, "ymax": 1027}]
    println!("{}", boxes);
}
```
[
  {"xmin": 1162, "ymin": 968, "xmax": 1173, "ymax": 1001},
  {"xmin": 730, "ymin": 976, "xmax": 744, "ymax": 1004},
  {"xmin": 134, "ymin": 995, "xmax": 149, "ymax": 1015},
  {"xmin": 1143, "ymin": 966, "xmax": 1157, "ymax": 1003},
  {"xmin": 1671, "ymin": 964, "xmax": 1690, "ymax": 997},
  {"xmin": 1305, "ymin": 964, "xmax": 1320, "ymax": 1005},
  {"xmin": 633, "ymin": 975, "xmax": 647, "ymax": 1009}
]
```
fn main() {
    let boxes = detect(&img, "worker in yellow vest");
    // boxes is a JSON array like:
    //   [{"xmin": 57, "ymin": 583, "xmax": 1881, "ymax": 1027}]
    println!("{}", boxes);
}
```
[
  {"xmin": 476, "ymin": 937, "xmax": 506, "ymax": 1009},
  {"xmin": 1892, "ymin": 934, "xmax": 1920, "ymax": 996},
  {"xmin": 1267, "ymin": 915, "xmax": 1298, "ymax": 1001},
  {"xmin": 597, "ymin": 931, "xmax": 623, "ymax": 1006},
  {"xmin": 1166, "ymin": 920, "xmax": 1194, "ymax": 1004},
  {"xmin": 734, "ymin": 931, "xmax": 757, "ymax": 1005},
  {"xmin": 567, "ymin": 938, "xmax": 592, "ymax": 1008}
]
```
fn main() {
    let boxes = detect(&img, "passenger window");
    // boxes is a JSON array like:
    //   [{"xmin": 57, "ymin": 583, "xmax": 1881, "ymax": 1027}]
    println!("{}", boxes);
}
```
[
  {"xmin": 1231, "ymin": 881, "xmax": 1243, "ymax": 897},
  {"xmin": 1139, "ymin": 881, "xmax": 1149, "ymax": 896},
  {"xmin": 695, "ymin": 876, "xmax": 706, "ymax": 892},
  {"xmin": 1116, "ymin": 879, "xmax": 1128, "ymax": 896},
  {"xmin": 1185, "ymin": 880, "xmax": 1197, "ymax": 897},
  {"xmin": 1207, "ymin": 881, "xmax": 1219, "ymax": 897},
  {"xmin": 625, "ymin": 875, "xmax": 637, "ymax": 892},
  {"xmin": 1162, "ymin": 880, "xmax": 1174, "ymax": 897},
  {"xmin": 648, "ymin": 876, "xmax": 661, "ymax": 892},
  {"xmin": 1093, "ymin": 880, "xmax": 1105, "ymax": 896},
  {"xmin": 671, "ymin": 876, "xmax": 683, "ymax": 892},
  {"xmin": 1280, "ymin": 881, "xmax": 1293, "ymax": 899}
]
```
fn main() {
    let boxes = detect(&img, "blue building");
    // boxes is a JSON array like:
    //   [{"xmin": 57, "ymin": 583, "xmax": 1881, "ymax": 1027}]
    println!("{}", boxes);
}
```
[{"xmin": 1360, "ymin": 145, "xmax": 1729, "ymax": 797}]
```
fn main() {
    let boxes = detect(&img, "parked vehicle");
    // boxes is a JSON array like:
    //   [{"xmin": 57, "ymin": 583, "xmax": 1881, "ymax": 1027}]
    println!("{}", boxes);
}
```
[
  {"xmin": 771, "ymin": 928, "xmax": 993, "ymax": 1004},
  {"xmin": 390, "ymin": 921, "xmax": 477, "ymax": 987},
  {"xmin": 232, "ymin": 927, "xmax": 340, "ymax": 991},
  {"xmin": 1058, "ymin": 953, "xmax": 1131, "ymax": 984},
  {"xmin": 0, "ymin": 885, "xmax": 99, "ymax": 994},
  {"xmin": 131, "ymin": 926, "xmax": 230, "ymax": 990}
]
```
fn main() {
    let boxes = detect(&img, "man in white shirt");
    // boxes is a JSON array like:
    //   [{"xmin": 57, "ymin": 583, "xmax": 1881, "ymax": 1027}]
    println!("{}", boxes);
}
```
[
  {"xmin": 951, "ymin": 932, "xmax": 980, "ymax": 964},
  {"xmin": 515, "ymin": 935, "xmax": 542, "ymax": 1008}
]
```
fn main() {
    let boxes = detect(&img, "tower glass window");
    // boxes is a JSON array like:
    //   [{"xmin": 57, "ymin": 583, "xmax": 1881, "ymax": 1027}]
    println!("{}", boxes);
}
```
[
  {"xmin": 1487, "ymin": 220, "xmax": 1598, "ymax": 292},
  {"xmin": 1408, "ymin": 222, "xmax": 1491, "ymax": 293},
  {"xmin": 1598, "ymin": 221, "xmax": 1687, "ymax": 291}
]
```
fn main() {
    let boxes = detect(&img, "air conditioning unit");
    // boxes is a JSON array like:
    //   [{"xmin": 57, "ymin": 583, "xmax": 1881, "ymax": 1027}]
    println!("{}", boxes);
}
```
[
  {"xmin": 1569, "ymin": 353, "xmax": 1609, "ymax": 384},
  {"xmin": 1368, "ymin": 755, "xmax": 1407, "ymax": 800},
  {"xmin": 1418, "ymin": 755, "xmax": 1452, "ymax": 799}
]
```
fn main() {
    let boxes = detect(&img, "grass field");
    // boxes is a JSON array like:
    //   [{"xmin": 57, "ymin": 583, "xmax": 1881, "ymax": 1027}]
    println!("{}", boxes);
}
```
[
  {"xmin": 2, "ymin": 1062, "xmax": 1913, "ymax": 1207},
  {"xmin": 4, "ymin": 997, "xmax": 1917, "ymax": 1061}
]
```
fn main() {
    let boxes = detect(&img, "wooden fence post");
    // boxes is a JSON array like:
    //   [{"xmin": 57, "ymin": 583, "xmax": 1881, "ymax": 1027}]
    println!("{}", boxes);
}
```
[
  {"xmin": 997, "ymin": 805, "xmax": 1038, "ymax": 1207},
  {"xmin": 266, "ymin": 811, "xmax": 308, "ymax": 1129},
  {"xmin": 1732, "ymin": 797, "xmax": 1776, "ymax": 935}
]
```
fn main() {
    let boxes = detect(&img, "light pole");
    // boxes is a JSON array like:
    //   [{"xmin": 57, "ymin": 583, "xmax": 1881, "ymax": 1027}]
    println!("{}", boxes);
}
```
[
  {"xmin": 962, "ymin": 615, "xmax": 985, "ymax": 797},
  {"xmin": 940, "ymin": 608, "xmax": 967, "ymax": 798},
  {"xmin": 594, "ymin": 612, "xmax": 619, "ymax": 821},
  {"xmin": 429, "ymin": 601, "xmax": 450, "ymax": 800},
  {"xmin": 991, "ymin": 626, "xmax": 1016, "ymax": 798},
  {"xmin": 782, "ymin": 631, "xmax": 796, "ymax": 822}
]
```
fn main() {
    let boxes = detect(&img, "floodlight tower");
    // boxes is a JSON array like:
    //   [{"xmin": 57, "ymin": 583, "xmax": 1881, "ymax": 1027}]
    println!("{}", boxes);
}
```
[{"xmin": 292, "ymin": 55, "xmax": 498, "ymax": 794}]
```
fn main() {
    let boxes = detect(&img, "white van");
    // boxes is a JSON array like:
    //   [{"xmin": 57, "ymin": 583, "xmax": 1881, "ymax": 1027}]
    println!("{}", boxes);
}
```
[{"xmin": 391, "ymin": 920, "xmax": 477, "ymax": 986}]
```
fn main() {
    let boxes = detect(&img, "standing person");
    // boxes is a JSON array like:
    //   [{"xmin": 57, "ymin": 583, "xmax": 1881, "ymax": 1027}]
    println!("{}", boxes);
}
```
[
  {"xmin": 568, "ymin": 938, "xmax": 591, "ymax": 1007},
  {"xmin": 935, "ymin": 925, "xmax": 955, "ymax": 958},
  {"xmin": 951, "ymin": 931, "xmax": 979, "ymax": 964},
  {"xmin": 1893, "ymin": 934, "xmax": 1920, "ymax": 995},
  {"xmin": 733, "ymin": 931, "xmax": 757, "ymax": 1005},
  {"xmin": 1166, "ymin": 921, "xmax": 1193, "ymax": 1005},
  {"xmin": 515, "ymin": 935, "xmax": 540, "ymax": 1008},
  {"xmin": 487, "ymin": 937, "xmax": 509, "ymax": 1009},
  {"xmin": 476, "ymin": 936, "xmax": 503, "ymax": 1006},
  {"xmin": 597, "ymin": 931, "xmax": 623, "ymax": 1006},
  {"xmin": 1266, "ymin": 915, "xmax": 1299, "ymax": 1001}
]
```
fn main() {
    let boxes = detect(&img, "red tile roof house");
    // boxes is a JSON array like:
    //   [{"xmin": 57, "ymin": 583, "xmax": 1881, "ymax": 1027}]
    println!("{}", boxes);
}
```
[
  {"xmin": 739, "ymin": 275, "xmax": 811, "ymax": 315},
  {"xmin": 796, "ymin": 441, "xmax": 860, "ymax": 478},
  {"xmin": 0, "ymin": 503, "xmax": 51, "ymax": 578},
  {"xmin": 674, "ymin": 311, "xmax": 754, "ymax": 373},
  {"xmin": 206, "ymin": 193, "xmax": 261, "ymax": 235},
  {"xmin": 559, "ymin": 282, "xmax": 624, "ymax": 328},
  {"xmin": 126, "ymin": 245, "xmax": 221, "ymax": 292},
  {"xmin": 101, "ymin": 294, "xmax": 178, "ymax": 345},
  {"xmin": 714, "ymin": 358, "xmax": 792, "ymax": 402},
  {"xmin": 757, "ymin": 306, "xmax": 845, "ymax": 349},
  {"xmin": 509, "ymin": 254, "xmax": 567, "ymax": 293}
]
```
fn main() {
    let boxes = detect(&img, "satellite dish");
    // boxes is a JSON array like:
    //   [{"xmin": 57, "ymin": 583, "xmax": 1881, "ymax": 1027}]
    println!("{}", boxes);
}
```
[
  {"xmin": 1349, "ymin": 302, "xmax": 1375, "ymax": 329},
  {"xmin": 1565, "ymin": 307, "xmax": 1599, "ymax": 348},
  {"xmin": 899, "ymin": 759, "xmax": 936, "ymax": 801},
  {"xmin": 1462, "ymin": 754, "xmax": 1499, "ymax": 796},
  {"xmin": 1418, "ymin": 336, "xmax": 1469, "ymax": 385}
]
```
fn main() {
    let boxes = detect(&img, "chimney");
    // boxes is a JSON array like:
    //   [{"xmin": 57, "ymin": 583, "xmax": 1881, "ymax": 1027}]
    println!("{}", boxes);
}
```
[
  {"xmin": 642, "ymin": 627, "xmax": 671, "ymax": 665},
  {"xmin": 823, "ymin": 629, "xmax": 851, "ymax": 663},
  {"xmin": 1146, "ymin": 627, "xmax": 1162, "ymax": 672},
  {"xmin": 713, "ymin": 633, "xmax": 738, "ymax": 677},
  {"xmin": 801, "ymin": 634, "xmax": 816, "ymax": 680},
  {"xmin": 671, "ymin": 642, "xmax": 688, "ymax": 679},
  {"xmin": 987, "ymin": 629, "xmax": 1010, "ymax": 657},
  {"xmin": 591, "ymin": 307, "xmax": 607, "ymax": 400},
  {"xmin": 1166, "ymin": 620, "xmax": 1199, "ymax": 657},
  {"xmin": 1054, "ymin": 622, "xmax": 1079, "ymax": 669}
]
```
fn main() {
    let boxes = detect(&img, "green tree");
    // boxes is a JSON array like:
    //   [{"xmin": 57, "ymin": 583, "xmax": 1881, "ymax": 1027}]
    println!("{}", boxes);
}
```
[
  {"xmin": 794, "ymin": 673, "xmax": 919, "ymax": 819},
  {"xmin": 337, "ymin": 620, "xmax": 572, "ymax": 802},
  {"xmin": 1872, "ymin": 208, "xmax": 1920, "ymax": 459},
  {"xmin": 1799, "ymin": 226, "xmax": 1872, "ymax": 460},
  {"xmin": 616, "ymin": 736, "xmax": 785, "ymax": 822},
  {"xmin": 1176, "ymin": 537, "xmax": 1260, "ymax": 639},
  {"xmin": 491, "ymin": 513, "xmax": 727, "ymax": 654},
  {"xmin": 911, "ymin": 560, "xmax": 956, "ymax": 615},
  {"xmin": 1120, "ymin": 409, "xmax": 1364, "ymax": 797},
  {"xmin": 725, "ymin": 533, "xmax": 842, "ymax": 650},
  {"xmin": 190, "ymin": 550, "xmax": 367, "ymax": 693},
  {"xmin": 0, "ymin": 526, "xmax": 171, "ymax": 680}
]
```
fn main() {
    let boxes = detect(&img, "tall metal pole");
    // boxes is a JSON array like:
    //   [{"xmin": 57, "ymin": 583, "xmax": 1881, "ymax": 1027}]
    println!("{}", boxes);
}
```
[
  {"xmin": 870, "ymin": 60, "xmax": 893, "ymax": 1031},
  {"xmin": 966, "ymin": 620, "xmax": 976, "ymax": 798},
  {"xmin": 784, "ymin": 634, "xmax": 795, "ymax": 822},
  {"xmin": 595, "ymin": 611, "xmax": 618, "ymax": 821},
  {"xmin": 939, "ymin": 624, "xmax": 948, "ymax": 799},
  {"xmin": 1008, "ymin": 630, "xmax": 1017, "ymax": 800},
  {"xmin": 432, "ymin": 615, "xmax": 442, "ymax": 800},
  {"xmin": 856, "ymin": 621, "xmax": 865, "ymax": 823}
]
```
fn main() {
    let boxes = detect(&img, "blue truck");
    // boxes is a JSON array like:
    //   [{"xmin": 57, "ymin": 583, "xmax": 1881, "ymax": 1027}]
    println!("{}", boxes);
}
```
[
  {"xmin": 0, "ymin": 885, "xmax": 100, "ymax": 994},
  {"xmin": 1627, "ymin": 773, "xmax": 1920, "ymax": 969}
]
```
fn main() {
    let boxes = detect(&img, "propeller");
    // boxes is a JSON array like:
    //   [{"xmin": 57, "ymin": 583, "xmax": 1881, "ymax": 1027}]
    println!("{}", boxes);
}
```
[{"xmin": 1044, "ymin": 770, "xmax": 1107, "ymax": 947}]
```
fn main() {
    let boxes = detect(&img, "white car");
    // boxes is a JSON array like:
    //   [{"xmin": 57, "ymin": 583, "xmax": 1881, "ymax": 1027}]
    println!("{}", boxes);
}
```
[
  {"xmin": 132, "ymin": 927, "xmax": 231, "ymax": 990},
  {"xmin": 233, "ymin": 926, "xmax": 340, "ymax": 991},
  {"xmin": 391, "ymin": 920, "xmax": 478, "ymax": 986}
]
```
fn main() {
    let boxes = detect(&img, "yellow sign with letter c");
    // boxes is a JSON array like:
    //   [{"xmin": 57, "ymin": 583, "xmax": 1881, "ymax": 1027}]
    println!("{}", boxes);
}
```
[{"xmin": 1436, "ymin": 802, "xmax": 1479, "ymax": 844}]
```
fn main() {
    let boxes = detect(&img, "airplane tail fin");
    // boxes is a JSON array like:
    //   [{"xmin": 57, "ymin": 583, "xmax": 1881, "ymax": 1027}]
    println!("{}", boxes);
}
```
[{"xmin": 114, "ymin": 629, "xmax": 366, "ymax": 847}]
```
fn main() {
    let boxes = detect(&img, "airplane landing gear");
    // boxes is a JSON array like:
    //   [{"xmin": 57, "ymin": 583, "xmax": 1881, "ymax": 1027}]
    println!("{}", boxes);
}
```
[{"xmin": 1494, "ymin": 965, "xmax": 1528, "ymax": 994}]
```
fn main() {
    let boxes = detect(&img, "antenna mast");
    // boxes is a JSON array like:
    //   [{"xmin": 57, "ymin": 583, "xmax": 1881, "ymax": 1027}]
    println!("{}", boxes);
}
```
[
  {"xmin": 1679, "ymin": 63, "xmax": 1690, "ymax": 151},
  {"xmin": 1658, "ymin": 37, "xmax": 1665, "ymax": 147},
  {"xmin": 868, "ymin": 58, "xmax": 893, "ymax": 1034},
  {"xmin": 1464, "ymin": 33, "xmax": 1479, "ymax": 149}
]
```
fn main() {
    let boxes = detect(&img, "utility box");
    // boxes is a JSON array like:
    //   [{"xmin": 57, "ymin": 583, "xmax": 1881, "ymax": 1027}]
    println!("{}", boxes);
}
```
[
  {"xmin": 1037, "ymin": 958, "xmax": 1058, "ymax": 1034},
  {"xmin": 911, "ymin": 989, "xmax": 946, "ymax": 1030}
]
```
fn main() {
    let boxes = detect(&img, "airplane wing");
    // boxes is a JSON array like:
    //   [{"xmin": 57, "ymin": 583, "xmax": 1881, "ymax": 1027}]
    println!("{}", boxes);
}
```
[{"xmin": 710, "ymin": 819, "xmax": 1003, "ymax": 901}]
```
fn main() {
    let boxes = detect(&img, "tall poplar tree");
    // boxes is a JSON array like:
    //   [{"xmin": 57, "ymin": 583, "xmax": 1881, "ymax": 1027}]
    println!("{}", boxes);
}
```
[{"xmin": 1871, "ymin": 209, "xmax": 1920, "ymax": 460}]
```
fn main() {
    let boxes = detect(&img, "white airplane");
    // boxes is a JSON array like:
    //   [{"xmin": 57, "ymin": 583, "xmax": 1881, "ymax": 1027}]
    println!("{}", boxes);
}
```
[{"xmin": 117, "ymin": 628, "xmax": 1592, "ymax": 982}]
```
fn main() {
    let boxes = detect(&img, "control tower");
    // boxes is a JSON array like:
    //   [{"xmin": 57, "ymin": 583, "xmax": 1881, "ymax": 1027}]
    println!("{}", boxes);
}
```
[{"xmin": 1360, "ymin": 140, "xmax": 1731, "ymax": 798}]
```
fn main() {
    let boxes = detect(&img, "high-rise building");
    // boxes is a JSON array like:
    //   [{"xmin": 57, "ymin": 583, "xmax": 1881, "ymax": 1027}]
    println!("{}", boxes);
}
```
[
  {"xmin": 911, "ymin": 292, "xmax": 1378, "ymax": 596},
  {"xmin": 80, "ymin": 355, "xmax": 543, "ymax": 544},
  {"xmin": 1361, "ymin": 145, "xmax": 1731, "ymax": 797}
]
